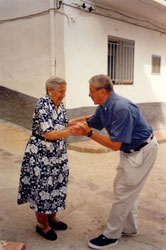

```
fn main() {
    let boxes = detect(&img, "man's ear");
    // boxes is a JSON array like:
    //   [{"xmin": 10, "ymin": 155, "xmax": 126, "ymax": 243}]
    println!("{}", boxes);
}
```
[{"xmin": 101, "ymin": 88, "xmax": 107, "ymax": 95}]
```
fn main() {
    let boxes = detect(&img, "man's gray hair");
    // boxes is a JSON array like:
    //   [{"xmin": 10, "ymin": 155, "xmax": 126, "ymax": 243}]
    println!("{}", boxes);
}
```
[
  {"xmin": 89, "ymin": 74, "xmax": 114, "ymax": 92},
  {"xmin": 46, "ymin": 76, "xmax": 66, "ymax": 94}
]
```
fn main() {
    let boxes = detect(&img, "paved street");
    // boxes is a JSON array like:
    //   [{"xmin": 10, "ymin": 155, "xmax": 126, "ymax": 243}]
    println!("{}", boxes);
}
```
[{"xmin": 0, "ymin": 121, "xmax": 166, "ymax": 250}]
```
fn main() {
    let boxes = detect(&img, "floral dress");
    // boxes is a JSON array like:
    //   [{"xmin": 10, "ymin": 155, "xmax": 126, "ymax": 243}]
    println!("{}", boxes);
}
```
[{"xmin": 17, "ymin": 95, "xmax": 69, "ymax": 214}]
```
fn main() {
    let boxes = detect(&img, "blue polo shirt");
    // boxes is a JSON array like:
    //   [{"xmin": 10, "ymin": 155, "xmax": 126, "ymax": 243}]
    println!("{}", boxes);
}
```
[{"xmin": 87, "ymin": 92, "xmax": 153, "ymax": 151}]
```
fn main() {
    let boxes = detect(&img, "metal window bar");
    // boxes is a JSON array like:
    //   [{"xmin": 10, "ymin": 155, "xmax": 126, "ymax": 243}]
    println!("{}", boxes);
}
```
[{"xmin": 108, "ymin": 40, "xmax": 134, "ymax": 85}]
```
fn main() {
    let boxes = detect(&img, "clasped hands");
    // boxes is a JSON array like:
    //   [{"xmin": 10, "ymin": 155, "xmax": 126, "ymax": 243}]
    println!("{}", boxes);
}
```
[{"xmin": 69, "ymin": 121, "xmax": 91, "ymax": 136}]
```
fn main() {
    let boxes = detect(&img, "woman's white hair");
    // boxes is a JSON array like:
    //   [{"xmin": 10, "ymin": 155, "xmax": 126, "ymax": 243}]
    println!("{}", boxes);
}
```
[{"xmin": 45, "ymin": 76, "xmax": 66, "ymax": 94}]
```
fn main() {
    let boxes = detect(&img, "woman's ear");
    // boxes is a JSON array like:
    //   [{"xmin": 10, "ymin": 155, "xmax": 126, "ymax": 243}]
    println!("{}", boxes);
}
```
[{"xmin": 47, "ymin": 88, "xmax": 52, "ymax": 96}]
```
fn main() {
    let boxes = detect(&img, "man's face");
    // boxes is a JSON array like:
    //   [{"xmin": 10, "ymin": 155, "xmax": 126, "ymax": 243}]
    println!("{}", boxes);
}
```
[{"xmin": 89, "ymin": 82, "xmax": 103, "ymax": 105}]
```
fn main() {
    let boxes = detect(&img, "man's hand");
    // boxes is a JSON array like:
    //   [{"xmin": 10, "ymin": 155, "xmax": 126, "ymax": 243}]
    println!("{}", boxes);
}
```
[
  {"xmin": 67, "ymin": 115, "xmax": 92, "ymax": 127},
  {"xmin": 69, "ymin": 121, "xmax": 91, "ymax": 136}
]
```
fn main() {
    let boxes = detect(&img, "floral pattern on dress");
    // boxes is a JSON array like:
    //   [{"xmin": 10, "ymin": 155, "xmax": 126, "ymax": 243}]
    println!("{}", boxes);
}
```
[{"xmin": 17, "ymin": 95, "xmax": 69, "ymax": 214}]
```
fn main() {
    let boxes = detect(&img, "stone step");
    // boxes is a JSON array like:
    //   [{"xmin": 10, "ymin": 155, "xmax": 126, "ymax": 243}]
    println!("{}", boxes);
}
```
[{"xmin": 0, "ymin": 241, "xmax": 25, "ymax": 250}]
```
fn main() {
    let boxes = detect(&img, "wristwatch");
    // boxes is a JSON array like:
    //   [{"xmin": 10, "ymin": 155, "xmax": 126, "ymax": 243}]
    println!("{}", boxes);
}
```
[{"xmin": 87, "ymin": 130, "xmax": 93, "ymax": 137}]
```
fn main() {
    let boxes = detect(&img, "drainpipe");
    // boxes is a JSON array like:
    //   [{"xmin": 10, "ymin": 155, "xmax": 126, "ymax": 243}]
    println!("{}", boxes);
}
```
[{"xmin": 50, "ymin": 0, "xmax": 56, "ymax": 75}]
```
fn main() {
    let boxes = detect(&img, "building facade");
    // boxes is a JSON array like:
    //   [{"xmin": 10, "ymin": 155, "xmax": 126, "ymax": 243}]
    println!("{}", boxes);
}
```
[{"xmin": 0, "ymin": 0, "xmax": 166, "ymax": 131}]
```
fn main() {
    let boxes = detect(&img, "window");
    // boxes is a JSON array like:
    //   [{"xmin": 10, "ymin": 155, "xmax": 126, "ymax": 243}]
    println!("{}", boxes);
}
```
[
  {"xmin": 152, "ymin": 55, "xmax": 161, "ymax": 74},
  {"xmin": 108, "ymin": 36, "xmax": 135, "ymax": 85}
]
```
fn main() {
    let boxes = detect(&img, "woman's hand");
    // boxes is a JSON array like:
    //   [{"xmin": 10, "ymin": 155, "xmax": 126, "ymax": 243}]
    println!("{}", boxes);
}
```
[{"xmin": 69, "ymin": 121, "xmax": 91, "ymax": 136}]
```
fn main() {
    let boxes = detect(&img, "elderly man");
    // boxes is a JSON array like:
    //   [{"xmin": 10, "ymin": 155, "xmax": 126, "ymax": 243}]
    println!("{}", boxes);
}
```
[{"xmin": 71, "ymin": 74, "xmax": 158, "ymax": 249}]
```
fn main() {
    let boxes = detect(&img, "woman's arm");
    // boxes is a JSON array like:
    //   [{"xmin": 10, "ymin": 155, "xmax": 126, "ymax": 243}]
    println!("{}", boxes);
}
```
[
  {"xmin": 42, "ymin": 115, "xmax": 92, "ymax": 141},
  {"xmin": 43, "ymin": 128, "xmax": 72, "ymax": 141},
  {"xmin": 42, "ymin": 114, "xmax": 92, "ymax": 141},
  {"xmin": 67, "ymin": 115, "xmax": 92, "ymax": 127}
]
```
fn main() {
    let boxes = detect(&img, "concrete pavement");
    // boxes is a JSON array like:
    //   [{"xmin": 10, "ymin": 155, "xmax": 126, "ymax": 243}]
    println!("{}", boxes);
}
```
[{"xmin": 0, "ymin": 120, "xmax": 166, "ymax": 250}]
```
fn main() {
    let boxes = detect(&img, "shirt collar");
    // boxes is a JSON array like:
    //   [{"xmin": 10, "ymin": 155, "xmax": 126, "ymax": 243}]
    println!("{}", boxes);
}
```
[{"xmin": 101, "ymin": 92, "xmax": 116, "ymax": 110}]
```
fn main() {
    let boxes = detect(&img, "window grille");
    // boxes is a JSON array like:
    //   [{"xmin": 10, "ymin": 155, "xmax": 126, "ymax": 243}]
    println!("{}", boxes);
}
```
[{"xmin": 108, "ymin": 37, "xmax": 135, "ymax": 85}]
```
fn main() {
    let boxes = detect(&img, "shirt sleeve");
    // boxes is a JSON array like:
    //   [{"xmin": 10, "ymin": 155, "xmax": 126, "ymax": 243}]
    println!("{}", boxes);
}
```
[
  {"xmin": 33, "ymin": 98, "xmax": 55, "ymax": 134},
  {"xmin": 87, "ymin": 107, "xmax": 104, "ymax": 130},
  {"xmin": 109, "ymin": 108, "xmax": 134, "ymax": 143}
]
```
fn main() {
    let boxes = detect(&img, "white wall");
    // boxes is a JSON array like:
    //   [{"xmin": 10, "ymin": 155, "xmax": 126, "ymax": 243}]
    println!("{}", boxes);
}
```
[
  {"xmin": 63, "ymin": 5, "xmax": 166, "ymax": 108},
  {"xmin": 0, "ymin": 0, "xmax": 50, "ymax": 98},
  {"xmin": 64, "ymin": 7, "xmax": 108, "ymax": 108},
  {"xmin": 0, "ymin": 0, "xmax": 166, "ymax": 107}
]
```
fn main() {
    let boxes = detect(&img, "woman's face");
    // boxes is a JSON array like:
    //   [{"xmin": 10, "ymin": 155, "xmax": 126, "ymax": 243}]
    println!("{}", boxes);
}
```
[{"xmin": 48, "ymin": 84, "xmax": 66, "ymax": 106}]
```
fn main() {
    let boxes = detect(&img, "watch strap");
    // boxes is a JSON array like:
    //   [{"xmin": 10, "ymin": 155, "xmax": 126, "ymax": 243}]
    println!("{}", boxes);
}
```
[{"xmin": 87, "ymin": 130, "xmax": 93, "ymax": 137}]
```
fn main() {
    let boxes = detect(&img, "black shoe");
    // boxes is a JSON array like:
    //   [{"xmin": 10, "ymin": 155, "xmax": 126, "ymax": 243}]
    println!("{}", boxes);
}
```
[
  {"xmin": 48, "ymin": 219, "xmax": 68, "ymax": 230},
  {"xmin": 88, "ymin": 234, "xmax": 118, "ymax": 249},
  {"xmin": 36, "ymin": 225, "xmax": 57, "ymax": 241}
]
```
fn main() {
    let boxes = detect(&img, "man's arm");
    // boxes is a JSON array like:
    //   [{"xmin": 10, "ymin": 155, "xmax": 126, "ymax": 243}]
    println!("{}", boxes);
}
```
[
  {"xmin": 69, "ymin": 122, "xmax": 122, "ymax": 151},
  {"xmin": 87, "ymin": 130, "xmax": 122, "ymax": 151}
]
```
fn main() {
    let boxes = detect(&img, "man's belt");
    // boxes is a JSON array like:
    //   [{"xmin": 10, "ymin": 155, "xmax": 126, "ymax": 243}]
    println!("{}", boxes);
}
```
[{"xmin": 123, "ymin": 134, "xmax": 154, "ymax": 153}]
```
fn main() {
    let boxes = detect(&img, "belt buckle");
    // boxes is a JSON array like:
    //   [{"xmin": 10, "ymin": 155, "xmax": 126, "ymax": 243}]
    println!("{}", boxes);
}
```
[
  {"xmin": 146, "ymin": 134, "xmax": 153, "ymax": 144},
  {"xmin": 129, "ymin": 149, "xmax": 135, "ymax": 153}
]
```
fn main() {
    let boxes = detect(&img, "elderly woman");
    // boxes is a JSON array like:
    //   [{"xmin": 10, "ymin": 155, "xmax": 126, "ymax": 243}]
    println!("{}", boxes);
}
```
[{"xmin": 17, "ymin": 76, "xmax": 90, "ymax": 241}]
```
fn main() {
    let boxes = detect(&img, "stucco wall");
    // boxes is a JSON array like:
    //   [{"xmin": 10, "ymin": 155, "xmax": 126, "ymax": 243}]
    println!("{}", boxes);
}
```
[
  {"xmin": 0, "ymin": 0, "xmax": 166, "ymax": 110},
  {"xmin": 63, "ymin": 5, "xmax": 166, "ymax": 109}
]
